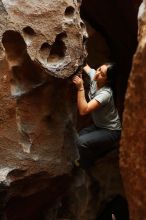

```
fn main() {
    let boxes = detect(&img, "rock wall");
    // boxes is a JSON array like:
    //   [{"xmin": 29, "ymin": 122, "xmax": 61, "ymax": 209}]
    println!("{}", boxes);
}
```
[
  {"xmin": 120, "ymin": 1, "xmax": 146, "ymax": 220},
  {"xmin": 1, "ymin": 0, "xmax": 144, "ymax": 219},
  {"xmin": 55, "ymin": 149, "xmax": 124, "ymax": 220},
  {"xmin": 0, "ymin": 0, "xmax": 87, "ymax": 219}
]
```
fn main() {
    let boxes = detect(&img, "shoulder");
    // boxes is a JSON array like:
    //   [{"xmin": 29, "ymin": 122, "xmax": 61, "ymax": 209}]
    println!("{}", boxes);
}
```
[
  {"xmin": 99, "ymin": 87, "xmax": 112, "ymax": 96},
  {"xmin": 94, "ymin": 87, "xmax": 112, "ymax": 105}
]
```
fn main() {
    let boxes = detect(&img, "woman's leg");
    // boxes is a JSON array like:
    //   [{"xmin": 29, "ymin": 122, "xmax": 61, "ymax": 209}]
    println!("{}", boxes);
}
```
[
  {"xmin": 78, "ymin": 124, "xmax": 97, "ymax": 136},
  {"xmin": 77, "ymin": 127, "xmax": 121, "ymax": 169},
  {"xmin": 75, "ymin": 124, "xmax": 97, "ymax": 166}
]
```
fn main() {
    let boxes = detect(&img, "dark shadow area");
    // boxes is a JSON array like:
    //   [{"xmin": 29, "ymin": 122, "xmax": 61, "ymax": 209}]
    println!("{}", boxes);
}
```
[
  {"xmin": 47, "ymin": 32, "xmax": 67, "ymax": 63},
  {"xmin": 5, "ymin": 174, "xmax": 71, "ymax": 220},
  {"xmin": 64, "ymin": 6, "xmax": 75, "ymax": 18},
  {"xmin": 97, "ymin": 195, "xmax": 129, "ymax": 220},
  {"xmin": 2, "ymin": 30, "xmax": 48, "ymax": 96},
  {"xmin": 80, "ymin": 0, "xmax": 142, "ymax": 117},
  {"xmin": 2, "ymin": 30, "xmax": 26, "ymax": 61},
  {"xmin": 23, "ymin": 26, "xmax": 36, "ymax": 38},
  {"xmin": 40, "ymin": 42, "xmax": 51, "ymax": 53}
]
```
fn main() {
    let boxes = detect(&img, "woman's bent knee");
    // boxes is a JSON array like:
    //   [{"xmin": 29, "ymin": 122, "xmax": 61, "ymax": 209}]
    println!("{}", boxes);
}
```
[{"xmin": 76, "ymin": 135, "xmax": 89, "ymax": 149}]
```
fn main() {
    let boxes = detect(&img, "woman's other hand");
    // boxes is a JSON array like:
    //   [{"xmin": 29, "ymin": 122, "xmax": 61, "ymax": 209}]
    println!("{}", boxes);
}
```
[{"xmin": 72, "ymin": 74, "xmax": 84, "ymax": 90}]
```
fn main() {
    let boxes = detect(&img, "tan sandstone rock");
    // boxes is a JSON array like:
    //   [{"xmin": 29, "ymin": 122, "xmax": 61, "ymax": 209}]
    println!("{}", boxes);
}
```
[
  {"xmin": 120, "ymin": 1, "xmax": 146, "ymax": 219},
  {"xmin": 0, "ymin": 0, "xmax": 87, "ymax": 218}
]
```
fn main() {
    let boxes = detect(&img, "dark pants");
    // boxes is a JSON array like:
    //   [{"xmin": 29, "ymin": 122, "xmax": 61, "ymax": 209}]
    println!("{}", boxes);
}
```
[{"xmin": 76, "ymin": 124, "xmax": 121, "ymax": 169}]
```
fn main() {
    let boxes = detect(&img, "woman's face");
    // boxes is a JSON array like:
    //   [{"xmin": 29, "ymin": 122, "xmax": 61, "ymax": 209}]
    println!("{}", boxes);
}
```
[{"xmin": 94, "ymin": 64, "xmax": 108, "ymax": 85}]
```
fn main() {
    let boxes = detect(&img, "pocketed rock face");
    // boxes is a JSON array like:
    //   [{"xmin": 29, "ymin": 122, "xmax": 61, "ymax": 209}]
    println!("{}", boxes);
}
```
[
  {"xmin": 120, "ymin": 1, "xmax": 146, "ymax": 220},
  {"xmin": 1, "ymin": 0, "xmax": 87, "ymax": 78},
  {"xmin": 0, "ymin": 0, "xmax": 87, "ymax": 218}
]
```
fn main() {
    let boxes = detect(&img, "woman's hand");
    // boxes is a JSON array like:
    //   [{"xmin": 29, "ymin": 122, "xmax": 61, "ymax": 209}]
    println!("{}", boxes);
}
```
[{"xmin": 72, "ymin": 74, "xmax": 84, "ymax": 90}]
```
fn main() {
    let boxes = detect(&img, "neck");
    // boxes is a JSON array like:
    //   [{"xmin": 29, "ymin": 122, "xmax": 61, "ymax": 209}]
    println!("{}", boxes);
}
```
[{"xmin": 96, "ymin": 82, "xmax": 106, "ymax": 89}]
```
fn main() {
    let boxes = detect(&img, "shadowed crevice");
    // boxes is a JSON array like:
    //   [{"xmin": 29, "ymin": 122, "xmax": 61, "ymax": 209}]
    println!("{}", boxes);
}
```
[
  {"xmin": 47, "ymin": 32, "xmax": 67, "ymax": 63},
  {"xmin": 2, "ymin": 30, "xmax": 48, "ymax": 96},
  {"xmin": 65, "ymin": 6, "xmax": 75, "ymax": 18}
]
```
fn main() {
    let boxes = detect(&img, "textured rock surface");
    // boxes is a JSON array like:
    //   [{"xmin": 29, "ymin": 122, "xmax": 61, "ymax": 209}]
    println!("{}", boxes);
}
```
[
  {"xmin": 1, "ymin": 0, "xmax": 87, "ymax": 78},
  {"xmin": 0, "ymin": 0, "xmax": 87, "ymax": 218},
  {"xmin": 120, "ymin": 1, "xmax": 146, "ymax": 220},
  {"xmin": 58, "ymin": 150, "xmax": 124, "ymax": 220},
  {"xmin": 0, "ymin": 0, "xmax": 143, "ymax": 219}
]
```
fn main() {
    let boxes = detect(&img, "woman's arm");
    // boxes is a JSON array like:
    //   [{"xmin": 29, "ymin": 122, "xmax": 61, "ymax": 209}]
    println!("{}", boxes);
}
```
[
  {"xmin": 77, "ymin": 90, "xmax": 101, "ymax": 115},
  {"xmin": 83, "ymin": 64, "xmax": 91, "ymax": 74},
  {"xmin": 83, "ymin": 64, "xmax": 96, "ymax": 81},
  {"xmin": 72, "ymin": 75, "xmax": 101, "ymax": 115}
]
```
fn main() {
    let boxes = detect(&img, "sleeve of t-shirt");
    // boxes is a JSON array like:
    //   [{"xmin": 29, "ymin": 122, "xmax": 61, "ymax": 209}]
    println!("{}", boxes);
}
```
[
  {"xmin": 94, "ymin": 90, "xmax": 111, "ymax": 106},
  {"xmin": 86, "ymin": 68, "xmax": 96, "ymax": 81}
]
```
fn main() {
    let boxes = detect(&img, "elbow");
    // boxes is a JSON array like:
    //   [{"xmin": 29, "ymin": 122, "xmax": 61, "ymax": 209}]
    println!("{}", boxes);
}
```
[
  {"xmin": 79, "ymin": 108, "xmax": 88, "ymax": 116},
  {"xmin": 79, "ymin": 111, "xmax": 86, "ymax": 116}
]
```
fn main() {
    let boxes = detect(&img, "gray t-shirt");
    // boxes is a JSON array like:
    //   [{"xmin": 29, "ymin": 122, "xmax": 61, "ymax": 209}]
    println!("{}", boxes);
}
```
[{"xmin": 87, "ymin": 68, "xmax": 121, "ymax": 130}]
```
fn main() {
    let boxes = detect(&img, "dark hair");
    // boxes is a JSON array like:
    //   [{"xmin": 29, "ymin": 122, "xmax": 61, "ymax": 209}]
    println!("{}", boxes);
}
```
[
  {"xmin": 105, "ymin": 62, "xmax": 117, "ymax": 103},
  {"xmin": 105, "ymin": 62, "xmax": 117, "ymax": 87}
]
